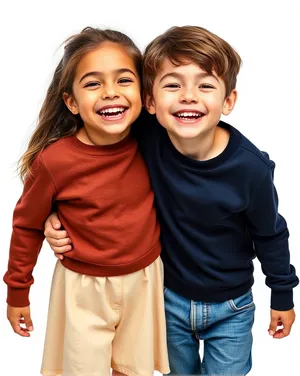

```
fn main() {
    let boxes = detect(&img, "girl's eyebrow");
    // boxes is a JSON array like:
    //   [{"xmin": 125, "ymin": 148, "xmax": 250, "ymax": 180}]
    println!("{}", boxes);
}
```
[
  {"xmin": 159, "ymin": 72, "xmax": 219, "ymax": 83},
  {"xmin": 79, "ymin": 68, "xmax": 137, "ymax": 83}
]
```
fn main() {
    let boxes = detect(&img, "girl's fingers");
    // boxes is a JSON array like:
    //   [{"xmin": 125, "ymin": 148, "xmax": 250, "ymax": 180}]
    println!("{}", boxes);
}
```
[{"xmin": 11, "ymin": 319, "xmax": 30, "ymax": 337}]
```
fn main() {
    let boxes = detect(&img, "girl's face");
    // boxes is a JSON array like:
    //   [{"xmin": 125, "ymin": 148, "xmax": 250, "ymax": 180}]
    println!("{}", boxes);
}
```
[{"xmin": 64, "ymin": 42, "xmax": 142, "ymax": 145}]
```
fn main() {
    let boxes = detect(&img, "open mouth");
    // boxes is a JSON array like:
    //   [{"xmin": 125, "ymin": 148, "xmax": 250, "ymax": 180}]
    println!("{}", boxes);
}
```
[
  {"xmin": 96, "ymin": 106, "xmax": 128, "ymax": 118},
  {"xmin": 173, "ymin": 110, "xmax": 204, "ymax": 120}
]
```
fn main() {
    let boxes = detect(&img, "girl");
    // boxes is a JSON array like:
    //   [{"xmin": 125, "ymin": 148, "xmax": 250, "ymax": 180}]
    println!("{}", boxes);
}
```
[{"xmin": 4, "ymin": 27, "xmax": 169, "ymax": 376}]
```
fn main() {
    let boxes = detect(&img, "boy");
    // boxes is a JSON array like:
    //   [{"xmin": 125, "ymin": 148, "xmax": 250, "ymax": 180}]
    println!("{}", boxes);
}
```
[{"xmin": 44, "ymin": 26, "xmax": 298, "ymax": 375}]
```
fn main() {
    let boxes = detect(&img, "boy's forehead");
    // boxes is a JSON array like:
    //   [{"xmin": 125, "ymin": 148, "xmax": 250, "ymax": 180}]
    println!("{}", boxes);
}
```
[
  {"xmin": 154, "ymin": 58, "xmax": 214, "ymax": 80},
  {"xmin": 160, "ymin": 57, "xmax": 192, "ymax": 71}
]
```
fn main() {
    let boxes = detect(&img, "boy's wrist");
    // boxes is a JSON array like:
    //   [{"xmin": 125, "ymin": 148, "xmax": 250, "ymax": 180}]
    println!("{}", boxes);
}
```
[{"xmin": 271, "ymin": 289, "xmax": 293, "ymax": 311}]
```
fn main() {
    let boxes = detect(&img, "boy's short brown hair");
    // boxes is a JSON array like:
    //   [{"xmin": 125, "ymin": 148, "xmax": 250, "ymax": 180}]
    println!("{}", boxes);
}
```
[{"xmin": 143, "ymin": 26, "xmax": 242, "ymax": 100}]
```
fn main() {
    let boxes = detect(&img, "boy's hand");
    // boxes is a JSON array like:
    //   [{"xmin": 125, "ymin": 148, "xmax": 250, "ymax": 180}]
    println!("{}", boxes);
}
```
[
  {"xmin": 7, "ymin": 305, "xmax": 34, "ymax": 337},
  {"xmin": 44, "ymin": 212, "xmax": 72, "ymax": 260},
  {"xmin": 268, "ymin": 308, "xmax": 295, "ymax": 338}
]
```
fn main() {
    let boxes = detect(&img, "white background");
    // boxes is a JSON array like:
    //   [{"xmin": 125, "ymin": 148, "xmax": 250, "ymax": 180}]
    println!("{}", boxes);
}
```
[{"xmin": 0, "ymin": 0, "xmax": 299, "ymax": 375}]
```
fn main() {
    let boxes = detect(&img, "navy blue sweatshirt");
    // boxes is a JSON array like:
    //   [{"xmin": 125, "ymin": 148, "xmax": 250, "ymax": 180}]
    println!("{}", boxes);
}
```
[{"xmin": 135, "ymin": 112, "xmax": 298, "ymax": 311}]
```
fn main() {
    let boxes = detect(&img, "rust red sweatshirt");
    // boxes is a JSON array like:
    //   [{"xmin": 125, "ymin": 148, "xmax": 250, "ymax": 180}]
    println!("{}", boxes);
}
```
[{"xmin": 4, "ymin": 133, "xmax": 161, "ymax": 307}]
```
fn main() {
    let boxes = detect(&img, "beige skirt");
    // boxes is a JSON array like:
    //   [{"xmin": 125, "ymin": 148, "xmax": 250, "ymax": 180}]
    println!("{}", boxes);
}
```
[{"xmin": 41, "ymin": 257, "xmax": 170, "ymax": 376}]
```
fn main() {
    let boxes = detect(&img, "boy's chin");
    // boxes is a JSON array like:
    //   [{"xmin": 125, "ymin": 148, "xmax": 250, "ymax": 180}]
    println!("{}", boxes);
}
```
[{"xmin": 169, "ymin": 127, "xmax": 204, "ymax": 140}]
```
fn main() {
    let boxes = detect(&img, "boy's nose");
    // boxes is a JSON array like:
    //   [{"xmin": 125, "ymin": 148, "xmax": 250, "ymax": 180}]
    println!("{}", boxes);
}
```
[{"xmin": 180, "ymin": 88, "xmax": 198, "ymax": 103}]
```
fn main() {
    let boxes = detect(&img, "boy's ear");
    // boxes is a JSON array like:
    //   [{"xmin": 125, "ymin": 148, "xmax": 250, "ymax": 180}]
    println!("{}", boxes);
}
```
[
  {"xmin": 63, "ymin": 92, "xmax": 79, "ymax": 115},
  {"xmin": 222, "ymin": 89, "xmax": 237, "ymax": 116},
  {"xmin": 144, "ymin": 95, "xmax": 156, "ymax": 115}
]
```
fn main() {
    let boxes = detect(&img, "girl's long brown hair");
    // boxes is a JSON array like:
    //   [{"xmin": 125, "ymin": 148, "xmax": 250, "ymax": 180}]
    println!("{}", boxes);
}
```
[{"xmin": 19, "ymin": 27, "xmax": 142, "ymax": 181}]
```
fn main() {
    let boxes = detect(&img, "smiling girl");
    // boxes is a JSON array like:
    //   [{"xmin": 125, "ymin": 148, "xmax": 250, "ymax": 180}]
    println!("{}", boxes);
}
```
[{"xmin": 3, "ymin": 27, "xmax": 169, "ymax": 376}]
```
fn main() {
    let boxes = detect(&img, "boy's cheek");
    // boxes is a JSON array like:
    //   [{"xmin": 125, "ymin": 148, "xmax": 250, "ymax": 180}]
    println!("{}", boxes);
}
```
[
  {"xmin": 155, "ymin": 112, "xmax": 170, "ymax": 129},
  {"xmin": 145, "ymin": 96, "xmax": 157, "ymax": 114}
]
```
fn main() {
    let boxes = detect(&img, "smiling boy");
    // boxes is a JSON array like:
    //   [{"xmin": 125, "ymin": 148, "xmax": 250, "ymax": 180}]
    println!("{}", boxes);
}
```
[{"xmin": 45, "ymin": 26, "xmax": 298, "ymax": 375}]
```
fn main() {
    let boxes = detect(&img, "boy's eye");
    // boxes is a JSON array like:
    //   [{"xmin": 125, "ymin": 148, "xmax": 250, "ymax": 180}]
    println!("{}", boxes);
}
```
[
  {"xmin": 118, "ymin": 78, "xmax": 133, "ymax": 84},
  {"xmin": 199, "ymin": 84, "xmax": 214, "ymax": 89}
]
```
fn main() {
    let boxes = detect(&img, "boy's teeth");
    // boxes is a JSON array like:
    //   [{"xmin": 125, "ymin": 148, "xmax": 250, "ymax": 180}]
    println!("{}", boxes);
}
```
[{"xmin": 175, "ymin": 112, "xmax": 202, "ymax": 118}]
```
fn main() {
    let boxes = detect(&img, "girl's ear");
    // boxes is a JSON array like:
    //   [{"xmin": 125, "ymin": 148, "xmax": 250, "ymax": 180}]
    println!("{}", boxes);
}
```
[
  {"xmin": 63, "ymin": 92, "xmax": 79, "ymax": 115},
  {"xmin": 222, "ymin": 89, "xmax": 237, "ymax": 116},
  {"xmin": 144, "ymin": 95, "xmax": 156, "ymax": 114}
]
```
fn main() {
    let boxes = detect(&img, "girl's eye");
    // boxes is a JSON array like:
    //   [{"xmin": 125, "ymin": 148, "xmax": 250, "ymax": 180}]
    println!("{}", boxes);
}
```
[
  {"xmin": 164, "ymin": 83, "xmax": 180, "ymax": 89},
  {"xmin": 84, "ymin": 82, "xmax": 100, "ymax": 88},
  {"xmin": 118, "ymin": 78, "xmax": 133, "ymax": 84}
]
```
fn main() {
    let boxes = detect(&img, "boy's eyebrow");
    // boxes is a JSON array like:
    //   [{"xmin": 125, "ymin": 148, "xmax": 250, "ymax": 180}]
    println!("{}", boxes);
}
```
[
  {"xmin": 79, "ymin": 68, "xmax": 137, "ymax": 83},
  {"xmin": 159, "ymin": 72, "xmax": 219, "ymax": 83}
]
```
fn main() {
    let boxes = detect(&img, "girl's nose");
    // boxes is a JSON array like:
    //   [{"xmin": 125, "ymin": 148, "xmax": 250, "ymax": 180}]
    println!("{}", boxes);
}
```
[{"xmin": 102, "ymin": 84, "xmax": 120, "ymax": 100}]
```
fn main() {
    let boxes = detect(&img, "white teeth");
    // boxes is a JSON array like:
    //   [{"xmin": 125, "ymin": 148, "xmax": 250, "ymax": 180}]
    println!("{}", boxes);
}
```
[
  {"xmin": 175, "ymin": 112, "xmax": 202, "ymax": 118},
  {"xmin": 99, "ymin": 107, "xmax": 125, "ymax": 114}
]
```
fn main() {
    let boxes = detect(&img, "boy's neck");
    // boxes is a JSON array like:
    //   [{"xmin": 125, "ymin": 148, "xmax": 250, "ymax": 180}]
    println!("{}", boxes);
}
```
[{"xmin": 168, "ymin": 125, "xmax": 230, "ymax": 161}]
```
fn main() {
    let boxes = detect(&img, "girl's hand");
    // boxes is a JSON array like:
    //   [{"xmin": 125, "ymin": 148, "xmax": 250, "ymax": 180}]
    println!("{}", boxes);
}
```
[
  {"xmin": 44, "ymin": 212, "xmax": 72, "ymax": 260},
  {"xmin": 7, "ymin": 305, "xmax": 33, "ymax": 337}
]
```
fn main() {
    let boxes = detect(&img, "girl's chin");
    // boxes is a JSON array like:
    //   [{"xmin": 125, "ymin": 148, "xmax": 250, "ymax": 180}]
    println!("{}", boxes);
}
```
[{"xmin": 99, "ymin": 124, "xmax": 132, "ymax": 134}]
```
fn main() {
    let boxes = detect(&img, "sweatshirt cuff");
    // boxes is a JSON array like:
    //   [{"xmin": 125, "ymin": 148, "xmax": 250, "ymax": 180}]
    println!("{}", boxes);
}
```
[
  {"xmin": 271, "ymin": 290, "xmax": 293, "ymax": 311},
  {"xmin": 7, "ymin": 287, "xmax": 30, "ymax": 307}
]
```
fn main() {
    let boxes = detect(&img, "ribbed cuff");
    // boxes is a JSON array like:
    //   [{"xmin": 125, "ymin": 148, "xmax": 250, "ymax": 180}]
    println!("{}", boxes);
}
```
[
  {"xmin": 271, "ymin": 290, "xmax": 293, "ymax": 311},
  {"xmin": 7, "ymin": 287, "xmax": 30, "ymax": 307}
]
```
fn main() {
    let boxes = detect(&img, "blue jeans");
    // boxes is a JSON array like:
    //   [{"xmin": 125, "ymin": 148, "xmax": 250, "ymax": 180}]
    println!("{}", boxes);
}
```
[{"xmin": 164, "ymin": 287, "xmax": 255, "ymax": 375}]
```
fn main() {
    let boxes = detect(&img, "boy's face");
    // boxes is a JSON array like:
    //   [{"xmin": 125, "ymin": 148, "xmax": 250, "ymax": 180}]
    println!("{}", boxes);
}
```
[{"xmin": 146, "ymin": 59, "xmax": 236, "ymax": 142}]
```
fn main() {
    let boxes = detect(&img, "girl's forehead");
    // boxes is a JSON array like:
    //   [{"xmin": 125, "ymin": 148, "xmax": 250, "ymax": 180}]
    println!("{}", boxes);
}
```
[{"xmin": 75, "ymin": 43, "xmax": 137, "ymax": 77}]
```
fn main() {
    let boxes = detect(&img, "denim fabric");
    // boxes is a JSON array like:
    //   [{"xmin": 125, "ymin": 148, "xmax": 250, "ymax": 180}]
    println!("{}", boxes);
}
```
[{"xmin": 164, "ymin": 287, "xmax": 255, "ymax": 375}]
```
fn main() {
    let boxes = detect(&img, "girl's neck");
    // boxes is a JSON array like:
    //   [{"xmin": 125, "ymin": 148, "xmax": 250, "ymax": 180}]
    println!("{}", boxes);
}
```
[{"xmin": 77, "ymin": 126, "xmax": 131, "ymax": 146}]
